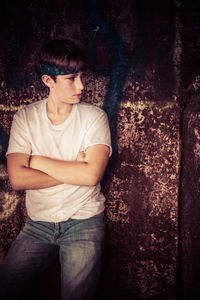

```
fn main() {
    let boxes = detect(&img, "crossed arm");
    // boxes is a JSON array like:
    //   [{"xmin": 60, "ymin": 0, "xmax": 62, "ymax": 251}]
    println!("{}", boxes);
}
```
[{"xmin": 7, "ymin": 144, "xmax": 110, "ymax": 191}]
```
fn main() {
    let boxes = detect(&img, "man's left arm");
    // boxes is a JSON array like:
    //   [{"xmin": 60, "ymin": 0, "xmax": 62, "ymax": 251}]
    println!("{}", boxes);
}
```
[{"xmin": 30, "ymin": 144, "xmax": 110, "ymax": 186}]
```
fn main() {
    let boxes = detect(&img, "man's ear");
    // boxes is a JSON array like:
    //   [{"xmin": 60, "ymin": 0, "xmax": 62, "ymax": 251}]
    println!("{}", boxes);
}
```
[{"xmin": 41, "ymin": 75, "xmax": 54, "ymax": 88}]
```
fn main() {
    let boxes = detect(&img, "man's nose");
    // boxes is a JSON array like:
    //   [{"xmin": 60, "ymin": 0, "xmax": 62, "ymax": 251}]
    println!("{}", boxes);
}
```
[{"xmin": 76, "ymin": 75, "xmax": 84, "ymax": 90}]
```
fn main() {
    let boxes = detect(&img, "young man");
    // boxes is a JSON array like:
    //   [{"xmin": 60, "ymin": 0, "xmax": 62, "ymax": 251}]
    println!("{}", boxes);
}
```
[{"xmin": 1, "ymin": 39, "xmax": 112, "ymax": 300}]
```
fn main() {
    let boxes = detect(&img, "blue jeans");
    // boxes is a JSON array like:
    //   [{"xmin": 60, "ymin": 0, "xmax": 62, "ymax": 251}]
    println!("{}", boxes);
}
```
[{"xmin": 0, "ymin": 212, "xmax": 105, "ymax": 300}]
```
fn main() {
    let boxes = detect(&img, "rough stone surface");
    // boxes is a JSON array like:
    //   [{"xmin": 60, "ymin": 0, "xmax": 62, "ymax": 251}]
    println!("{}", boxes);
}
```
[
  {"xmin": 181, "ymin": 107, "xmax": 200, "ymax": 300},
  {"xmin": 99, "ymin": 101, "xmax": 180, "ymax": 299}
]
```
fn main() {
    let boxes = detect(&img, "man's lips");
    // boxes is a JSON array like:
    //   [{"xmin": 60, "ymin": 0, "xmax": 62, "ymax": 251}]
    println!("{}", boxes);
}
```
[{"xmin": 74, "ymin": 93, "xmax": 82, "ymax": 98}]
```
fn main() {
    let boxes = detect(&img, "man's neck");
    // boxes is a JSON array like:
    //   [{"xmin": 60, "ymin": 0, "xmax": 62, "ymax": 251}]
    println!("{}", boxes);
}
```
[{"xmin": 46, "ymin": 96, "xmax": 73, "ymax": 125}]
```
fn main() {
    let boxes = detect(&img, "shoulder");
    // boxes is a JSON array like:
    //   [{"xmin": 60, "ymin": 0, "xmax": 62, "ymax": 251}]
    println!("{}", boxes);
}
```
[
  {"xmin": 75, "ymin": 103, "xmax": 110, "ymax": 131},
  {"xmin": 76, "ymin": 102, "xmax": 107, "ymax": 117},
  {"xmin": 14, "ymin": 99, "xmax": 45, "ymax": 119}
]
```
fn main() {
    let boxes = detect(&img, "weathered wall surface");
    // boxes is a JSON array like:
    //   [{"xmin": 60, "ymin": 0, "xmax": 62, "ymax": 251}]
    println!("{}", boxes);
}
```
[
  {"xmin": 0, "ymin": 0, "xmax": 200, "ymax": 299},
  {"xmin": 99, "ymin": 101, "xmax": 180, "ymax": 299},
  {"xmin": 180, "ymin": 105, "xmax": 200, "ymax": 300}
]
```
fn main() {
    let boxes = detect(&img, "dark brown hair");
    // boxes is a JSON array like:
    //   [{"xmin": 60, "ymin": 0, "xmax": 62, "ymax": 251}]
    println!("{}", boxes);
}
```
[{"xmin": 39, "ymin": 39, "xmax": 87, "ymax": 80}]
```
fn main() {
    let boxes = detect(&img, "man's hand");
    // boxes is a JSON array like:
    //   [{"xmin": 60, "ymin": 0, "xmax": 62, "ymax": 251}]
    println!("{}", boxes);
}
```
[{"xmin": 76, "ymin": 151, "xmax": 86, "ymax": 162}]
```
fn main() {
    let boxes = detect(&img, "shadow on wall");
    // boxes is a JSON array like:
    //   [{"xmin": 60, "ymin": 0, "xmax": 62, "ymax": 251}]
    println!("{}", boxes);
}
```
[{"xmin": 0, "ymin": 126, "xmax": 9, "ymax": 164}]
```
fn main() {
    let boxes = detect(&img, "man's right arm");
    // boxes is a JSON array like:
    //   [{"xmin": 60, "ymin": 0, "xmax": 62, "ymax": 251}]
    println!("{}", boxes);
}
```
[{"xmin": 7, "ymin": 153, "xmax": 62, "ymax": 191}]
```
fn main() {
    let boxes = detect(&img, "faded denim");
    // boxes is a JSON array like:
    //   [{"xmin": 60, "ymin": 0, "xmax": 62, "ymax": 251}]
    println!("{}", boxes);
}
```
[{"xmin": 0, "ymin": 212, "xmax": 105, "ymax": 300}]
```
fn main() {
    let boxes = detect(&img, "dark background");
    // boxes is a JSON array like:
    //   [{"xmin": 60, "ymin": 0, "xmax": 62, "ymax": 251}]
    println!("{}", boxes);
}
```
[{"xmin": 0, "ymin": 0, "xmax": 200, "ymax": 299}]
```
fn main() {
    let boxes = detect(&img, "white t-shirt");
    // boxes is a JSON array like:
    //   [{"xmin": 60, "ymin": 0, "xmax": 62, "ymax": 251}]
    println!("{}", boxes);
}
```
[{"xmin": 6, "ymin": 99, "xmax": 112, "ymax": 222}]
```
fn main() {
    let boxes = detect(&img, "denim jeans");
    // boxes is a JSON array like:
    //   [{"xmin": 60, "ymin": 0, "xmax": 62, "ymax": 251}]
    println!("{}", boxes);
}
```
[{"xmin": 0, "ymin": 212, "xmax": 105, "ymax": 300}]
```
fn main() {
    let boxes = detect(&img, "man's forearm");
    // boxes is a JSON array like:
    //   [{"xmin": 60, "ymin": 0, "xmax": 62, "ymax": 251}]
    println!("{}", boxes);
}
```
[
  {"xmin": 30, "ymin": 156, "xmax": 96, "ymax": 186},
  {"xmin": 9, "ymin": 164, "xmax": 62, "ymax": 190},
  {"xmin": 7, "ymin": 153, "xmax": 62, "ymax": 191},
  {"xmin": 30, "ymin": 145, "xmax": 110, "ymax": 187},
  {"xmin": 17, "ymin": 167, "xmax": 62, "ymax": 190}
]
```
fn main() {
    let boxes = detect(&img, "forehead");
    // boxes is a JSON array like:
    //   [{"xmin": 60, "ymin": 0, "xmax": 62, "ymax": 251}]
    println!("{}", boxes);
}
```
[{"xmin": 58, "ymin": 72, "xmax": 83, "ymax": 78}]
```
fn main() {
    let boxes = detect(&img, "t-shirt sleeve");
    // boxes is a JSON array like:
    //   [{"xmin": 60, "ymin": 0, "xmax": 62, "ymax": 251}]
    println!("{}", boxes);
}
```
[
  {"xmin": 6, "ymin": 110, "xmax": 32, "ymax": 156},
  {"xmin": 83, "ymin": 108, "xmax": 112, "ymax": 156}
]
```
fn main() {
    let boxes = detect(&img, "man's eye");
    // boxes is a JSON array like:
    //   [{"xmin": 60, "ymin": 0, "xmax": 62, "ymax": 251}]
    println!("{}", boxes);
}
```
[
  {"xmin": 81, "ymin": 73, "xmax": 87, "ymax": 81},
  {"xmin": 68, "ymin": 77, "xmax": 75, "ymax": 81}
]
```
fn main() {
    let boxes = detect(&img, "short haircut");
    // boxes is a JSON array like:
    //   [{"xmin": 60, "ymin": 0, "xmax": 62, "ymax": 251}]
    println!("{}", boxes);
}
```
[{"xmin": 39, "ymin": 39, "xmax": 87, "ymax": 76}]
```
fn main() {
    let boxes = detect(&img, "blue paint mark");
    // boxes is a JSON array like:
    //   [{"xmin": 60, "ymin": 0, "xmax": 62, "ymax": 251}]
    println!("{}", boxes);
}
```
[{"xmin": 84, "ymin": 0, "xmax": 130, "ymax": 169}]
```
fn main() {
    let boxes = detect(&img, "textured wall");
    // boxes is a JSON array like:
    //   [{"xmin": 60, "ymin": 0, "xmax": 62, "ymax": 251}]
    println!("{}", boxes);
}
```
[
  {"xmin": 100, "ymin": 100, "xmax": 180, "ymax": 299},
  {"xmin": 180, "ymin": 105, "xmax": 200, "ymax": 300},
  {"xmin": 0, "ymin": 0, "xmax": 200, "ymax": 299}
]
